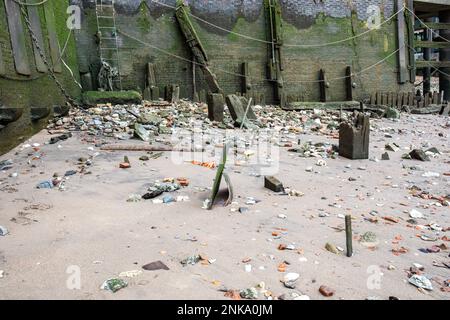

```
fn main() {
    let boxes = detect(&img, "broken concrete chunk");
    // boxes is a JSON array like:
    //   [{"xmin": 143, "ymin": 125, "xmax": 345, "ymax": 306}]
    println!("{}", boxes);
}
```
[
  {"xmin": 142, "ymin": 261, "xmax": 169, "ymax": 271},
  {"xmin": 0, "ymin": 225, "xmax": 8, "ymax": 236},
  {"xmin": 225, "ymin": 94, "xmax": 258, "ymax": 128},
  {"xmin": 385, "ymin": 143, "xmax": 400, "ymax": 152},
  {"xmin": 409, "ymin": 149, "xmax": 431, "ymax": 162},
  {"xmin": 264, "ymin": 176, "xmax": 284, "ymax": 193},
  {"xmin": 381, "ymin": 152, "xmax": 390, "ymax": 160},
  {"xmin": 408, "ymin": 275, "xmax": 433, "ymax": 291}
]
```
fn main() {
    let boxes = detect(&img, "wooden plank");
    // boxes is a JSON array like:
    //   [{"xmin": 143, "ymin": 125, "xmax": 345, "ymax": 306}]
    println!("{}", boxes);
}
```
[
  {"xmin": 408, "ymin": 92, "xmax": 414, "ymax": 107},
  {"xmin": 43, "ymin": 0, "xmax": 62, "ymax": 73},
  {"xmin": 370, "ymin": 93, "xmax": 376, "ymax": 105},
  {"xmin": 415, "ymin": 22, "xmax": 450, "ymax": 30},
  {"xmin": 424, "ymin": 93, "xmax": 430, "ymax": 107},
  {"xmin": 4, "ymin": 0, "xmax": 31, "ymax": 75},
  {"xmin": 376, "ymin": 91, "xmax": 382, "ymax": 105},
  {"xmin": 415, "ymin": 60, "xmax": 450, "ymax": 68},
  {"xmin": 432, "ymin": 91, "xmax": 439, "ymax": 104},
  {"xmin": 0, "ymin": 43, "xmax": 5, "ymax": 75},
  {"xmin": 415, "ymin": 41, "xmax": 450, "ymax": 49},
  {"xmin": 396, "ymin": 0, "xmax": 408, "ymax": 84},
  {"xmin": 27, "ymin": 1, "xmax": 47, "ymax": 73}
]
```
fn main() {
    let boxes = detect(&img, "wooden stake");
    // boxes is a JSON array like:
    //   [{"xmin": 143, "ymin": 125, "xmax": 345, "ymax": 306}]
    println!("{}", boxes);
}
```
[{"xmin": 345, "ymin": 215, "xmax": 353, "ymax": 257}]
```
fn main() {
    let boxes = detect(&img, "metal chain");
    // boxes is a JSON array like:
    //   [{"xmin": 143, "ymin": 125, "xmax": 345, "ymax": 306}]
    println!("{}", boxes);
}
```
[{"xmin": 19, "ymin": 4, "xmax": 76, "ymax": 107}]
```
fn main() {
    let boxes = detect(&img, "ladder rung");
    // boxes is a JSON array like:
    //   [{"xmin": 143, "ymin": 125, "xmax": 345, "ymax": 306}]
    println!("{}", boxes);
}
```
[
  {"xmin": 100, "ymin": 48, "xmax": 119, "ymax": 50},
  {"xmin": 97, "ymin": 16, "xmax": 114, "ymax": 19},
  {"xmin": 99, "ymin": 26, "xmax": 116, "ymax": 29}
]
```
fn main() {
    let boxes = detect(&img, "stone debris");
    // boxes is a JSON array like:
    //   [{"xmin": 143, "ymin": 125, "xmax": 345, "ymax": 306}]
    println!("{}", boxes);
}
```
[
  {"xmin": 1, "ymin": 97, "xmax": 449, "ymax": 301},
  {"xmin": 101, "ymin": 278, "xmax": 128, "ymax": 293}
]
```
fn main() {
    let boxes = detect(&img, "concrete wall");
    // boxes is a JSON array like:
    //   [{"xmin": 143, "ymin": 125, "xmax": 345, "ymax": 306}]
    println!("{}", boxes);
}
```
[
  {"xmin": 0, "ymin": 0, "xmax": 81, "ymax": 153},
  {"xmin": 73, "ymin": 0, "xmax": 413, "ymax": 103}
]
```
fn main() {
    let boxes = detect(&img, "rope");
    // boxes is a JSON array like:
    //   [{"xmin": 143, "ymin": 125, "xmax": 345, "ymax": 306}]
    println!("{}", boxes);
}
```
[
  {"xmin": 118, "ymin": 28, "xmax": 400, "ymax": 84},
  {"xmin": 11, "ymin": 0, "xmax": 49, "ymax": 6},
  {"xmin": 149, "ymin": 0, "xmax": 403, "ymax": 48}
]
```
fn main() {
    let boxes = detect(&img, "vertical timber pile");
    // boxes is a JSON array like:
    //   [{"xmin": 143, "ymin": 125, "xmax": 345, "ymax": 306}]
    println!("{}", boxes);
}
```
[
  {"xmin": 440, "ymin": 10, "xmax": 450, "ymax": 101},
  {"xmin": 423, "ymin": 18, "xmax": 433, "ymax": 94},
  {"xmin": 264, "ymin": 0, "xmax": 284, "ymax": 107}
]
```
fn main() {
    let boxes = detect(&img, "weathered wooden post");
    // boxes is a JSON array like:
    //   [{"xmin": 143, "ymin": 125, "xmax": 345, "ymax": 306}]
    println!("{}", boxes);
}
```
[
  {"xmin": 345, "ymin": 215, "xmax": 353, "ymax": 257},
  {"xmin": 339, "ymin": 113, "xmax": 370, "ymax": 160}
]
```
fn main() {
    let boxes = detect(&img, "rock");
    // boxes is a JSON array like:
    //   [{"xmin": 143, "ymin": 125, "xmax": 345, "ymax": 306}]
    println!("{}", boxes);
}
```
[
  {"xmin": 127, "ymin": 194, "xmax": 141, "ymax": 202},
  {"xmin": 118, "ymin": 270, "xmax": 142, "ymax": 278},
  {"xmin": 409, "ymin": 149, "xmax": 431, "ymax": 162},
  {"xmin": 408, "ymin": 275, "xmax": 433, "ymax": 291},
  {"xmin": 409, "ymin": 209, "xmax": 423, "ymax": 219},
  {"xmin": 240, "ymin": 287, "xmax": 258, "ymax": 300},
  {"xmin": 238, "ymin": 207, "xmax": 249, "ymax": 213},
  {"xmin": 0, "ymin": 225, "xmax": 8, "ymax": 236},
  {"xmin": 325, "ymin": 242, "xmax": 339, "ymax": 254},
  {"xmin": 142, "ymin": 189, "xmax": 164, "ymax": 200},
  {"xmin": 319, "ymin": 285, "xmax": 335, "ymax": 297},
  {"xmin": 385, "ymin": 143, "xmax": 400, "ymax": 152},
  {"xmin": 284, "ymin": 273, "xmax": 300, "ymax": 283},
  {"xmin": 385, "ymin": 107, "xmax": 400, "ymax": 119},
  {"xmin": 180, "ymin": 255, "xmax": 201, "ymax": 266},
  {"xmin": 134, "ymin": 123, "xmax": 151, "ymax": 142},
  {"xmin": 139, "ymin": 155, "xmax": 149, "ymax": 161},
  {"xmin": 381, "ymin": 152, "xmax": 390, "ymax": 160},
  {"xmin": 421, "ymin": 171, "xmax": 439, "ymax": 178},
  {"xmin": 142, "ymin": 261, "xmax": 169, "ymax": 271},
  {"xmin": 49, "ymin": 133, "xmax": 72, "ymax": 145},
  {"xmin": 264, "ymin": 176, "xmax": 284, "ymax": 193},
  {"xmin": 64, "ymin": 170, "xmax": 77, "ymax": 176},
  {"xmin": 426, "ymin": 147, "xmax": 440, "ymax": 155},
  {"xmin": 283, "ymin": 281, "xmax": 297, "ymax": 289},
  {"xmin": 36, "ymin": 181, "xmax": 53, "ymax": 189}
]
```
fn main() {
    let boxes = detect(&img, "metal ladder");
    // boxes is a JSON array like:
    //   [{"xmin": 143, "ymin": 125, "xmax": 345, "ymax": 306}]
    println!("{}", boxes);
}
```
[{"xmin": 95, "ymin": 0, "xmax": 122, "ymax": 90}]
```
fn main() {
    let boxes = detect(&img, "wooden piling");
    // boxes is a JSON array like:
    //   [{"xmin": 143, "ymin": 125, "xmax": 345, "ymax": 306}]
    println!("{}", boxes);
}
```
[{"xmin": 345, "ymin": 215, "xmax": 353, "ymax": 257}]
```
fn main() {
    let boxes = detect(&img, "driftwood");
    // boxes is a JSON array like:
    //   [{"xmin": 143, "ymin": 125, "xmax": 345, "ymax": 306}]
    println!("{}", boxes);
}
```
[{"xmin": 100, "ymin": 144, "xmax": 203, "ymax": 152}]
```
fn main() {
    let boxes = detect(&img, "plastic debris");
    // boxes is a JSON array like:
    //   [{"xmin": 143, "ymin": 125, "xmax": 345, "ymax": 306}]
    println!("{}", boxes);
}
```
[{"xmin": 101, "ymin": 278, "xmax": 128, "ymax": 293}]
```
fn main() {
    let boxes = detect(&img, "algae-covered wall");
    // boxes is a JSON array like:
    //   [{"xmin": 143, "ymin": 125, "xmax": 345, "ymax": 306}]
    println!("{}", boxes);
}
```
[
  {"xmin": 0, "ymin": 0, "xmax": 81, "ymax": 153},
  {"xmin": 73, "ymin": 0, "xmax": 413, "ymax": 104}
]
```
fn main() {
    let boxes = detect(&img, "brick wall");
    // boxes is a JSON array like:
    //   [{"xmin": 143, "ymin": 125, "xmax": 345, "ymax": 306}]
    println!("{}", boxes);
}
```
[{"xmin": 73, "ymin": 0, "xmax": 412, "ymax": 103}]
